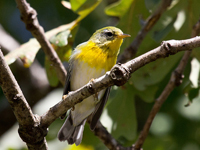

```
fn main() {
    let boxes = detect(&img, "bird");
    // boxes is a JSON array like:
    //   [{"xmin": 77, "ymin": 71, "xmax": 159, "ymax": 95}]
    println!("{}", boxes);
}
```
[{"xmin": 57, "ymin": 26, "xmax": 130, "ymax": 146}]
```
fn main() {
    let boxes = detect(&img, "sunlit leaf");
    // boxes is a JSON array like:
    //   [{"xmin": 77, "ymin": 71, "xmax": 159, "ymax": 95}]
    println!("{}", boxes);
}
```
[
  {"xmin": 5, "ymin": 38, "xmax": 40, "ymax": 68},
  {"xmin": 67, "ymin": 0, "xmax": 102, "ymax": 23},
  {"xmin": 189, "ymin": 58, "xmax": 200, "ymax": 88},
  {"xmin": 50, "ymin": 30, "xmax": 71, "ymax": 47},
  {"xmin": 69, "ymin": 144, "xmax": 94, "ymax": 150},
  {"xmin": 70, "ymin": 0, "xmax": 87, "ymax": 12},
  {"xmin": 150, "ymin": 113, "xmax": 173, "ymax": 136},
  {"xmin": 46, "ymin": 26, "xmax": 77, "ymax": 87},
  {"xmin": 75, "ymin": 0, "xmax": 102, "ymax": 23},
  {"xmin": 105, "ymin": 0, "xmax": 134, "ymax": 17},
  {"xmin": 5, "ymin": 21, "xmax": 76, "ymax": 67},
  {"xmin": 61, "ymin": 0, "xmax": 72, "ymax": 9}
]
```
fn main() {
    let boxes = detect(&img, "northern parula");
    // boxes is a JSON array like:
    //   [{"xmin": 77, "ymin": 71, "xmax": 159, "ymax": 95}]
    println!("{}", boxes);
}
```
[{"xmin": 58, "ymin": 26, "xmax": 130, "ymax": 145}]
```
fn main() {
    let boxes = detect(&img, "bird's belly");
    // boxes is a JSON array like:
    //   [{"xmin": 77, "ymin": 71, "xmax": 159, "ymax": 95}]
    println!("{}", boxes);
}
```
[{"xmin": 70, "ymin": 60, "xmax": 106, "ymax": 126}]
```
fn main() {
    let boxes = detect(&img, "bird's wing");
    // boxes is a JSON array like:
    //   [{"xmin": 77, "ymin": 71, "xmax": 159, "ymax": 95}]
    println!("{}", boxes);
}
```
[
  {"xmin": 60, "ymin": 62, "xmax": 72, "ymax": 119},
  {"xmin": 90, "ymin": 87, "xmax": 111, "ymax": 130},
  {"xmin": 63, "ymin": 63, "xmax": 72, "ymax": 95}
]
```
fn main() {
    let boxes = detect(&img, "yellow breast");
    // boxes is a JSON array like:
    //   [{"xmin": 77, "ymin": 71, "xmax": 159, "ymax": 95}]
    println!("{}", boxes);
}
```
[{"xmin": 74, "ymin": 41, "xmax": 120, "ymax": 71}]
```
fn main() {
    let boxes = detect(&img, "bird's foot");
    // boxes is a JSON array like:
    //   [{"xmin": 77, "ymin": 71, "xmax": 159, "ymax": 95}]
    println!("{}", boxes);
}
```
[{"xmin": 89, "ymin": 78, "xmax": 99, "ymax": 102}]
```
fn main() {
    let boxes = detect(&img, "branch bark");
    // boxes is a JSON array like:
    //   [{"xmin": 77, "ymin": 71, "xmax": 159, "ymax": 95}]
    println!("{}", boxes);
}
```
[
  {"xmin": 0, "ymin": 49, "xmax": 48, "ymax": 150},
  {"xmin": 15, "ymin": 0, "xmax": 66, "ymax": 85},
  {"xmin": 133, "ymin": 18, "xmax": 200, "ymax": 150},
  {"xmin": 0, "ymin": 24, "xmax": 53, "ymax": 136},
  {"xmin": 88, "ymin": 120, "xmax": 134, "ymax": 150}
]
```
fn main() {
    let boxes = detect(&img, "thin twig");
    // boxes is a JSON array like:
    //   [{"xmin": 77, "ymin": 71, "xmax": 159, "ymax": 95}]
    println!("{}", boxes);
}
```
[
  {"xmin": 15, "ymin": 0, "xmax": 66, "ymax": 85},
  {"xmin": 118, "ymin": 0, "xmax": 172, "ymax": 63},
  {"xmin": 133, "ymin": 18, "xmax": 200, "ymax": 150},
  {"xmin": 89, "ymin": 120, "xmax": 125, "ymax": 150}
]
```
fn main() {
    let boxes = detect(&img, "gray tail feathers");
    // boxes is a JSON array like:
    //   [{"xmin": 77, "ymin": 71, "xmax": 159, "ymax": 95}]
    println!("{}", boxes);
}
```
[{"xmin": 57, "ymin": 113, "xmax": 86, "ymax": 146}]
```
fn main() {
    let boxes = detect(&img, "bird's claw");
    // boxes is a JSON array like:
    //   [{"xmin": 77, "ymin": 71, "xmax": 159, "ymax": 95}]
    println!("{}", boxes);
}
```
[{"xmin": 89, "ymin": 78, "xmax": 99, "ymax": 102}]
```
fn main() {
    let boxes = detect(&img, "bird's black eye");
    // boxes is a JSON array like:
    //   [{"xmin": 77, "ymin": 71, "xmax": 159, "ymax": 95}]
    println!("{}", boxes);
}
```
[{"xmin": 105, "ymin": 32, "xmax": 113, "ymax": 37}]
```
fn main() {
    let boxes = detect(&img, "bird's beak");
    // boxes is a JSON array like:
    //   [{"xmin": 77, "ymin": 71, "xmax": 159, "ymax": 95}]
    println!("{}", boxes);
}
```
[{"xmin": 117, "ymin": 34, "xmax": 131, "ymax": 39}]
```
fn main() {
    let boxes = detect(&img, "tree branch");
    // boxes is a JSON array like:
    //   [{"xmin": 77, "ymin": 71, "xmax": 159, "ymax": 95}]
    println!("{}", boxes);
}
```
[
  {"xmin": 88, "ymin": 120, "xmax": 134, "ymax": 150},
  {"xmin": 133, "ymin": 18, "xmax": 200, "ymax": 150},
  {"xmin": 118, "ymin": 0, "xmax": 172, "ymax": 63},
  {"xmin": 0, "ymin": 24, "xmax": 53, "ymax": 136},
  {"xmin": 15, "ymin": 0, "xmax": 66, "ymax": 85},
  {"xmin": 0, "ymin": 48, "xmax": 48, "ymax": 150},
  {"xmin": 0, "ymin": 49, "xmax": 34, "ymax": 128},
  {"xmin": 41, "ymin": 36, "xmax": 200, "ymax": 128}
]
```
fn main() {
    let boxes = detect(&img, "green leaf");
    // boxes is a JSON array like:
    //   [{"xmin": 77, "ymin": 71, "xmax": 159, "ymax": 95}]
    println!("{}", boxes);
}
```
[
  {"xmin": 116, "ymin": 0, "xmax": 150, "ymax": 51},
  {"xmin": 5, "ymin": 38, "xmax": 40, "ymax": 68},
  {"xmin": 70, "ymin": 0, "xmax": 87, "ymax": 12},
  {"xmin": 102, "ymin": 84, "xmax": 137, "ymax": 141},
  {"xmin": 105, "ymin": 0, "xmax": 134, "ymax": 17},
  {"xmin": 69, "ymin": 0, "xmax": 102, "ymax": 23},
  {"xmin": 151, "ymin": 16, "xmax": 177, "ymax": 42},
  {"xmin": 82, "ymin": 124, "xmax": 105, "ymax": 148},
  {"xmin": 5, "ymin": 21, "xmax": 76, "ymax": 67},
  {"xmin": 46, "ymin": 25, "xmax": 78, "ymax": 87},
  {"xmin": 50, "ymin": 30, "xmax": 71, "ymax": 47},
  {"xmin": 45, "ymin": 57, "xmax": 59, "ymax": 87},
  {"xmin": 76, "ymin": 0, "xmax": 102, "ymax": 23},
  {"xmin": 133, "ymin": 84, "xmax": 158, "ymax": 103},
  {"xmin": 183, "ymin": 81, "xmax": 200, "ymax": 103},
  {"xmin": 50, "ymin": 23, "xmax": 79, "ymax": 61},
  {"xmin": 145, "ymin": 0, "xmax": 162, "ymax": 12},
  {"xmin": 131, "ymin": 53, "xmax": 183, "ymax": 90},
  {"xmin": 191, "ymin": 47, "xmax": 200, "ymax": 62},
  {"xmin": 189, "ymin": 58, "xmax": 200, "ymax": 88},
  {"xmin": 188, "ymin": 88, "xmax": 199, "ymax": 102}
]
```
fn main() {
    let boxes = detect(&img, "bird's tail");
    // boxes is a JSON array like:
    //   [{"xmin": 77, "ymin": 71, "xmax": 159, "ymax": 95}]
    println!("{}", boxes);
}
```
[{"xmin": 57, "ymin": 113, "xmax": 86, "ymax": 146}]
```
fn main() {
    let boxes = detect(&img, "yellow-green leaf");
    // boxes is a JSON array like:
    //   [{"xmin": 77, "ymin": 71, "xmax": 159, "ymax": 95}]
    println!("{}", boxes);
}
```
[
  {"xmin": 105, "ymin": 0, "xmax": 134, "ymax": 17},
  {"xmin": 45, "ymin": 57, "xmax": 59, "ymax": 87},
  {"xmin": 5, "ymin": 21, "xmax": 76, "ymax": 67}
]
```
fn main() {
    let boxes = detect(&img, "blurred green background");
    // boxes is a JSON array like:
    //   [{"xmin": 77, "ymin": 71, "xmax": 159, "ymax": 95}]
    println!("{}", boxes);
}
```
[{"xmin": 0, "ymin": 0, "xmax": 200, "ymax": 150}]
